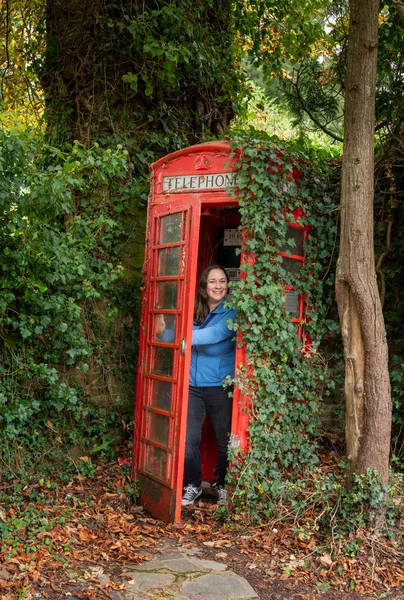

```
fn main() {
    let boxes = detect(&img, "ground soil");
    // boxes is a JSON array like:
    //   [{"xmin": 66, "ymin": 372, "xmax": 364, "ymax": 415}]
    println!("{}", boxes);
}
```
[
  {"xmin": 1, "ymin": 462, "xmax": 404, "ymax": 600},
  {"xmin": 30, "ymin": 531, "xmax": 404, "ymax": 600},
  {"xmin": 197, "ymin": 543, "xmax": 404, "ymax": 600},
  {"xmin": 180, "ymin": 498, "xmax": 404, "ymax": 600}
]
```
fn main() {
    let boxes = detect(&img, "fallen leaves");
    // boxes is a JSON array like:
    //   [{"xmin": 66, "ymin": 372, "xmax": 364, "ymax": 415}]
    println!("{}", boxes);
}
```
[
  {"xmin": 1, "ymin": 459, "xmax": 404, "ymax": 600},
  {"xmin": 0, "ymin": 464, "xmax": 163, "ymax": 597}
]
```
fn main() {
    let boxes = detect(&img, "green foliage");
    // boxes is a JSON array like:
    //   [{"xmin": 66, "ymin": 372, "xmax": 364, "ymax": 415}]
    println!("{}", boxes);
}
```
[
  {"xmin": 0, "ymin": 0, "xmax": 244, "ymax": 483},
  {"xmin": 0, "ymin": 486, "xmax": 61, "ymax": 559},
  {"xmin": 376, "ymin": 1, "xmax": 404, "ymax": 138},
  {"xmin": 38, "ymin": 0, "xmax": 243, "ymax": 148},
  {"xmin": 120, "ymin": 0, "xmax": 238, "ymax": 99},
  {"xmin": 237, "ymin": 0, "xmax": 404, "ymax": 468},
  {"xmin": 335, "ymin": 469, "xmax": 392, "ymax": 533},
  {"xmin": 116, "ymin": 0, "xmax": 243, "ymax": 142},
  {"xmin": 265, "ymin": 0, "xmax": 404, "ymax": 145},
  {"xmin": 226, "ymin": 135, "xmax": 338, "ymax": 517},
  {"xmin": 0, "ymin": 0, "xmax": 45, "ymax": 127},
  {"xmin": 279, "ymin": 57, "xmax": 344, "ymax": 140},
  {"xmin": 221, "ymin": 134, "xmax": 403, "ymax": 528},
  {"xmin": 3, "ymin": 0, "xmax": 403, "ymax": 515},
  {"xmin": 0, "ymin": 128, "xmax": 133, "ymax": 474},
  {"xmin": 233, "ymin": 0, "xmax": 326, "ymax": 72},
  {"xmin": 374, "ymin": 158, "xmax": 404, "ymax": 458},
  {"xmin": 230, "ymin": 62, "xmax": 297, "ymax": 141}
]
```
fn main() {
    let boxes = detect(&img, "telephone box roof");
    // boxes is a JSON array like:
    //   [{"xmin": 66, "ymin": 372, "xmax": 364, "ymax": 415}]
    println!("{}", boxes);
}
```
[{"xmin": 150, "ymin": 140, "xmax": 237, "ymax": 171}]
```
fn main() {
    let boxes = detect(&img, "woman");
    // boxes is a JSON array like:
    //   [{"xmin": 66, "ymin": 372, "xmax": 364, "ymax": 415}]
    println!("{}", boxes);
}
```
[
  {"xmin": 182, "ymin": 264, "xmax": 237, "ymax": 506},
  {"xmin": 156, "ymin": 264, "xmax": 237, "ymax": 505}
]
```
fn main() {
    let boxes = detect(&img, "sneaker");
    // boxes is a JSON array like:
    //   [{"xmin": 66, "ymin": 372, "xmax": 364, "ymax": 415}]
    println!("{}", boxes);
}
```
[
  {"xmin": 181, "ymin": 484, "xmax": 202, "ymax": 506},
  {"xmin": 217, "ymin": 486, "xmax": 227, "ymax": 504}
]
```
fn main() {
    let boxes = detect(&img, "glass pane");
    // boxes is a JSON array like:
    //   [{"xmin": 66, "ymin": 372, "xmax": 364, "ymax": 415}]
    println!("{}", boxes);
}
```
[
  {"xmin": 148, "ymin": 411, "xmax": 169, "ymax": 446},
  {"xmin": 158, "ymin": 213, "xmax": 182, "ymax": 244},
  {"xmin": 154, "ymin": 313, "xmax": 176, "ymax": 342},
  {"xmin": 145, "ymin": 444, "xmax": 167, "ymax": 479},
  {"xmin": 281, "ymin": 256, "xmax": 303, "ymax": 275},
  {"xmin": 157, "ymin": 281, "xmax": 178, "ymax": 309},
  {"xmin": 151, "ymin": 379, "xmax": 172, "ymax": 411},
  {"xmin": 284, "ymin": 290, "xmax": 300, "ymax": 318},
  {"xmin": 280, "ymin": 226, "xmax": 304, "ymax": 256},
  {"xmin": 158, "ymin": 246, "xmax": 180, "ymax": 276},
  {"xmin": 151, "ymin": 346, "xmax": 174, "ymax": 377}
]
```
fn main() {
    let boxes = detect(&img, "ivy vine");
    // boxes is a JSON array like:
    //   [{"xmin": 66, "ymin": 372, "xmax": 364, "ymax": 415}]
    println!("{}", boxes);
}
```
[
  {"xmin": 0, "ymin": 129, "xmax": 130, "ymax": 476},
  {"xmin": 226, "ymin": 137, "xmax": 338, "ymax": 517}
]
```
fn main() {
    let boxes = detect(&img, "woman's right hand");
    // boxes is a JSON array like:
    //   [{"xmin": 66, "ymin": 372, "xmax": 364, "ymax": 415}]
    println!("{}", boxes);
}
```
[{"xmin": 155, "ymin": 313, "xmax": 166, "ymax": 336}]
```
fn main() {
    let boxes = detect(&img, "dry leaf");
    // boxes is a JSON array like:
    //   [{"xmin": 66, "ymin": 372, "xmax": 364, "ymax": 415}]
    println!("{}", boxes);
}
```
[
  {"xmin": 0, "ymin": 569, "xmax": 12, "ymax": 581},
  {"xmin": 105, "ymin": 581, "xmax": 126, "ymax": 590},
  {"xmin": 320, "ymin": 554, "xmax": 333, "ymax": 567},
  {"xmin": 78, "ymin": 527, "xmax": 95, "ymax": 541},
  {"xmin": 29, "ymin": 570, "xmax": 41, "ymax": 583}
]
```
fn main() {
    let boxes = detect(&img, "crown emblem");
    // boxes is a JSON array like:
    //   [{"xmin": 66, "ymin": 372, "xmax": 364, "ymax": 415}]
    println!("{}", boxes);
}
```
[{"xmin": 194, "ymin": 154, "xmax": 212, "ymax": 171}]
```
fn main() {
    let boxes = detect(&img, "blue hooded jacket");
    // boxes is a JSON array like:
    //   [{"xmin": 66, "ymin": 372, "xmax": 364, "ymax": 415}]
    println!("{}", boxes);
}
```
[{"xmin": 190, "ymin": 301, "xmax": 236, "ymax": 387}]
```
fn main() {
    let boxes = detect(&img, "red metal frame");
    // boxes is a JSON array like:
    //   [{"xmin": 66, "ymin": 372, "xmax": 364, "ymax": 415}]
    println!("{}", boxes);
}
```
[
  {"xmin": 133, "ymin": 141, "xmax": 311, "ymax": 523},
  {"xmin": 133, "ymin": 198, "xmax": 201, "ymax": 523}
]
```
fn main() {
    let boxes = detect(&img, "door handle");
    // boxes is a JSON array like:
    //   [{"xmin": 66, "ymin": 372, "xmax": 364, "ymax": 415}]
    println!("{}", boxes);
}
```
[{"xmin": 180, "ymin": 338, "xmax": 186, "ymax": 355}]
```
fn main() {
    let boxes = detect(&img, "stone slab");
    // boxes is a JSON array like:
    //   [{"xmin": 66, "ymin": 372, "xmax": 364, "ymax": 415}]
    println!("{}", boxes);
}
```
[
  {"xmin": 106, "ymin": 592, "xmax": 124, "ymax": 600},
  {"xmin": 155, "ymin": 551, "xmax": 188, "ymax": 560},
  {"xmin": 131, "ymin": 559, "xmax": 169, "ymax": 571},
  {"xmin": 184, "ymin": 546, "xmax": 201, "ymax": 556},
  {"xmin": 189, "ymin": 557, "xmax": 227, "ymax": 572},
  {"xmin": 182, "ymin": 573, "xmax": 259, "ymax": 600},
  {"xmin": 126, "ymin": 571, "xmax": 176, "ymax": 591},
  {"xmin": 132, "ymin": 556, "xmax": 207, "ymax": 575},
  {"xmin": 161, "ymin": 557, "xmax": 205, "ymax": 573}
]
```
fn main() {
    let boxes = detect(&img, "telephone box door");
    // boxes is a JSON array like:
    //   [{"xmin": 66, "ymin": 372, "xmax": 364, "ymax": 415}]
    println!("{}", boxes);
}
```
[{"xmin": 134, "ymin": 198, "xmax": 200, "ymax": 523}]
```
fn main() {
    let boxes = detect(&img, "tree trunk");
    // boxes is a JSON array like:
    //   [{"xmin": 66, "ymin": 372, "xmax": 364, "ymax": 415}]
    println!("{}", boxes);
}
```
[
  {"xmin": 336, "ymin": 0, "xmax": 391, "ymax": 484},
  {"xmin": 41, "ymin": 0, "xmax": 234, "ymax": 145},
  {"xmin": 38, "ymin": 0, "xmax": 236, "ymax": 420}
]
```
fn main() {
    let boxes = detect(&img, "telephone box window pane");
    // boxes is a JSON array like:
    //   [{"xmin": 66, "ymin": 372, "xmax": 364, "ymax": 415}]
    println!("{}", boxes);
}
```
[
  {"xmin": 158, "ymin": 213, "xmax": 182, "ymax": 244},
  {"xmin": 154, "ymin": 313, "xmax": 176, "ymax": 342},
  {"xmin": 280, "ymin": 226, "xmax": 304, "ymax": 256},
  {"xmin": 157, "ymin": 281, "xmax": 178, "ymax": 309},
  {"xmin": 284, "ymin": 290, "xmax": 300, "ymax": 318},
  {"xmin": 151, "ymin": 379, "xmax": 172, "ymax": 411},
  {"xmin": 281, "ymin": 256, "xmax": 303, "ymax": 275},
  {"xmin": 151, "ymin": 346, "xmax": 174, "ymax": 377},
  {"xmin": 148, "ymin": 411, "xmax": 169, "ymax": 446},
  {"xmin": 158, "ymin": 246, "xmax": 180, "ymax": 276},
  {"xmin": 145, "ymin": 444, "xmax": 167, "ymax": 479}
]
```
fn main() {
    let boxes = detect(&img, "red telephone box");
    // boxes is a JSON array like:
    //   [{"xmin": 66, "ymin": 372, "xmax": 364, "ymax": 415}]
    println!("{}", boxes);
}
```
[{"xmin": 132, "ymin": 141, "xmax": 309, "ymax": 523}]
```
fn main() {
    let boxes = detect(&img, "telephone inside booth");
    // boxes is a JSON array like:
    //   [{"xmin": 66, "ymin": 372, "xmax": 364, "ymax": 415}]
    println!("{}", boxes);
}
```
[{"xmin": 132, "ymin": 141, "xmax": 309, "ymax": 523}]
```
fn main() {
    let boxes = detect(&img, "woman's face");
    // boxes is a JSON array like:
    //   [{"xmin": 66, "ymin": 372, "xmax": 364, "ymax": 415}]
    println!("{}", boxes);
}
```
[{"xmin": 206, "ymin": 268, "xmax": 228, "ymax": 308}]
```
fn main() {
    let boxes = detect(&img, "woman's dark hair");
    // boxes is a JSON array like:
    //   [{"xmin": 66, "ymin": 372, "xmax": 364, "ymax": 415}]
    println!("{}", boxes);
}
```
[{"xmin": 194, "ymin": 264, "xmax": 229, "ymax": 324}]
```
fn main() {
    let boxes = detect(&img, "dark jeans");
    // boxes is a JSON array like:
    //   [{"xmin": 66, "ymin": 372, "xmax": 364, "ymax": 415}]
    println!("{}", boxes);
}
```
[{"xmin": 184, "ymin": 385, "xmax": 233, "ymax": 488}]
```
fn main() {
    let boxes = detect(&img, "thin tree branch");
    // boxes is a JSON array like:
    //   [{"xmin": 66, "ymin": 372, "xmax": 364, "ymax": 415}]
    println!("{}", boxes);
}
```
[
  {"xmin": 1, "ymin": 0, "xmax": 10, "ymax": 100},
  {"xmin": 291, "ymin": 73, "xmax": 344, "ymax": 142}
]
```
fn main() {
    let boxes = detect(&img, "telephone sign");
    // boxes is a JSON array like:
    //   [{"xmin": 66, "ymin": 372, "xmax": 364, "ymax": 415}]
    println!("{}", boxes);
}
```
[{"xmin": 163, "ymin": 171, "xmax": 239, "ymax": 192}]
